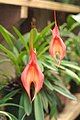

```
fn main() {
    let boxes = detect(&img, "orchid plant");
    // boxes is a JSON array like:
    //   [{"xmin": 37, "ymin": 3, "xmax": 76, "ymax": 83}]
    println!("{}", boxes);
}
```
[{"xmin": 0, "ymin": 15, "xmax": 80, "ymax": 120}]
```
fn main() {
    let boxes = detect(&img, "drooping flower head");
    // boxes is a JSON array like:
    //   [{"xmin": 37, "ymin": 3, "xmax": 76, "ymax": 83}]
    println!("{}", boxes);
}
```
[
  {"xmin": 21, "ymin": 30, "xmax": 44, "ymax": 100},
  {"xmin": 49, "ymin": 11, "xmax": 66, "ymax": 64},
  {"xmin": 21, "ymin": 49, "xmax": 44, "ymax": 100}
]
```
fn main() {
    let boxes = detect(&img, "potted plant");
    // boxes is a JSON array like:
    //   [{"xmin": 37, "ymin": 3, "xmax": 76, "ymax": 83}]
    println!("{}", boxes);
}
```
[{"xmin": 0, "ymin": 14, "xmax": 80, "ymax": 120}]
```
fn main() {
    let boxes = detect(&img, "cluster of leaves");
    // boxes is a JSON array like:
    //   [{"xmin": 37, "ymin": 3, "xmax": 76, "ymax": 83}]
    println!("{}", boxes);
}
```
[
  {"xmin": 60, "ymin": 13, "xmax": 80, "ymax": 84},
  {"xmin": 0, "ymin": 15, "xmax": 80, "ymax": 120}
]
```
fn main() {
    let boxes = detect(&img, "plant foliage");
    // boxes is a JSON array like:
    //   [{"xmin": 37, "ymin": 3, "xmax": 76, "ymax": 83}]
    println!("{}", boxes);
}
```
[{"xmin": 0, "ymin": 16, "xmax": 80, "ymax": 120}]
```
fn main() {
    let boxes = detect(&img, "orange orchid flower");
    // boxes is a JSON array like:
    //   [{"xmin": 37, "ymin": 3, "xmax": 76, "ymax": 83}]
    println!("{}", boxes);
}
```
[
  {"xmin": 21, "ymin": 49, "xmax": 44, "ymax": 100},
  {"xmin": 49, "ymin": 13, "xmax": 66, "ymax": 64}
]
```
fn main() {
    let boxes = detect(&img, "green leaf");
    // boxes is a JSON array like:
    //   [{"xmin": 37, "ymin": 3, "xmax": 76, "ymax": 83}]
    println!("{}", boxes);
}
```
[
  {"xmin": 0, "ymin": 44, "xmax": 21, "ymax": 74},
  {"xmin": 17, "ymin": 51, "xmax": 27, "ymax": 65},
  {"xmin": 35, "ymin": 22, "xmax": 54, "ymax": 42},
  {"xmin": 0, "ymin": 25, "xmax": 19, "ymax": 57},
  {"xmin": 21, "ymin": 113, "xmax": 27, "ymax": 120},
  {"xmin": 23, "ymin": 92, "xmax": 32, "ymax": 116},
  {"xmin": 71, "ymin": 14, "xmax": 80, "ymax": 23},
  {"xmin": 37, "ymin": 41, "xmax": 48, "ymax": 55},
  {"xmin": 8, "ymin": 113, "xmax": 18, "ymax": 120},
  {"xmin": 23, "ymin": 32, "xmax": 30, "ymax": 43},
  {"xmin": 69, "ymin": 22, "xmax": 80, "ymax": 31},
  {"xmin": 0, "ymin": 111, "xmax": 18, "ymax": 120},
  {"xmin": 34, "ymin": 93, "xmax": 44, "ymax": 120},
  {"xmin": 0, "ymin": 44, "xmax": 17, "ymax": 64},
  {"xmin": 50, "ymin": 104, "xmax": 57, "ymax": 120},
  {"xmin": 59, "ymin": 65, "xmax": 80, "ymax": 84},
  {"xmin": 44, "ymin": 79, "xmax": 54, "ymax": 91},
  {"xmin": 16, "ymin": 32, "xmax": 30, "ymax": 51},
  {"xmin": 59, "ymin": 23, "xmax": 67, "ymax": 30},
  {"xmin": 0, "ymin": 89, "xmax": 20, "ymax": 104},
  {"xmin": 0, "ymin": 25, "xmax": 15, "ymax": 50},
  {"xmin": 22, "ymin": 54, "xmax": 28, "ymax": 65},
  {"xmin": 13, "ymin": 47, "xmax": 19, "ymax": 57},
  {"xmin": 41, "ymin": 61, "xmax": 57, "ymax": 72},
  {"xmin": 38, "ymin": 60, "xmax": 44, "ymax": 72},
  {"xmin": 53, "ymin": 85, "xmax": 77, "ymax": 100},
  {"xmin": 29, "ymin": 28, "xmax": 38, "ymax": 50},
  {"xmin": 67, "ymin": 15, "xmax": 76, "ymax": 28},
  {"xmin": 18, "ymin": 93, "xmax": 25, "ymax": 120},
  {"xmin": 45, "ymin": 90, "xmax": 58, "ymax": 118},
  {"xmin": 44, "ymin": 55, "xmax": 57, "ymax": 68},
  {"xmin": 65, "ymin": 68, "xmax": 80, "ymax": 84},
  {"xmin": 0, "ymin": 111, "xmax": 12, "ymax": 120},
  {"xmin": 0, "ymin": 103, "xmax": 24, "ymax": 109},
  {"xmin": 41, "ymin": 91, "xmax": 48, "ymax": 112},
  {"xmin": 38, "ymin": 46, "xmax": 49, "ymax": 57},
  {"xmin": 31, "ymin": 28, "xmax": 38, "ymax": 43},
  {"xmin": 44, "ymin": 79, "xmax": 77, "ymax": 100},
  {"xmin": 18, "ymin": 91, "xmax": 32, "ymax": 120},
  {"xmin": 67, "ymin": 14, "xmax": 80, "ymax": 30},
  {"xmin": 61, "ymin": 60, "xmax": 80, "ymax": 71},
  {"xmin": 13, "ymin": 26, "xmax": 29, "ymax": 52},
  {"xmin": 0, "ymin": 85, "xmax": 6, "ymax": 91}
]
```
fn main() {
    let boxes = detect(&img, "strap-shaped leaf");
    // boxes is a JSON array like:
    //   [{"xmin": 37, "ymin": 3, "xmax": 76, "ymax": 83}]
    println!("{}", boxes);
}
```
[
  {"xmin": 59, "ymin": 65, "xmax": 80, "ymax": 84},
  {"xmin": 38, "ymin": 46, "xmax": 49, "ymax": 57},
  {"xmin": 40, "ymin": 91, "xmax": 48, "ymax": 113},
  {"xmin": 34, "ymin": 93, "xmax": 44, "ymax": 120},
  {"xmin": 0, "ymin": 85, "xmax": 6, "ymax": 91},
  {"xmin": 30, "ymin": 28, "xmax": 38, "ymax": 43},
  {"xmin": 44, "ymin": 79, "xmax": 77, "ymax": 100},
  {"xmin": 0, "ymin": 89, "xmax": 20, "ymax": 104},
  {"xmin": 0, "ymin": 44, "xmax": 17, "ymax": 64},
  {"xmin": 13, "ymin": 47, "xmax": 19, "ymax": 57},
  {"xmin": 65, "ymin": 68, "xmax": 80, "ymax": 84},
  {"xmin": 18, "ymin": 51, "xmax": 28, "ymax": 66},
  {"xmin": 0, "ymin": 25, "xmax": 15, "ymax": 49},
  {"xmin": 35, "ymin": 22, "xmax": 54, "ymax": 43},
  {"xmin": 0, "ymin": 111, "xmax": 18, "ymax": 120},
  {"xmin": 37, "ymin": 41, "xmax": 48, "ymax": 55},
  {"xmin": 18, "ymin": 93, "xmax": 25, "ymax": 120},
  {"xmin": 8, "ymin": 113, "xmax": 18, "ymax": 120},
  {"xmin": 44, "ymin": 79, "xmax": 53, "ymax": 91},
  {"xmin": 23, "ymin": 92, "xmax": 32, "ymax": 116},
  {"xmin": 0, "ymin": 111, "xmax": 12, "ymax": 120},
  {"xmin": 13, "ymin": 26, "xmax": 29, "ymax": 52},
  {"xmin": 18, "ymin": 91, "xmax": 32, "ymax": 120},
  {"xmin": 50, "ymin": 104, "xmax": 57, "ymax": 120},
  {"xmin": 41, "ymin": 61, "xmax": 57, "ymax": 72},
  {"xmin": 21, "ymin": 113, "xmax": 27, "ymax": 120},
  {"xmin": 69, "ymin": 22, "xmax": 80, "ymax": 31},
  {"xmin": 44, "ymin": 91, "xmax": 58, "ymax": 120},
  {"xmin": 0, "ymin": 103, "xmax": 24, "ymax": 110},
  {"xmin": 38, "ymin": 60, "xmax": 44, "ymax": 72},
  {"xmin": 61, "ymin": 60, "xmax": 80, "ymax": 71},
  {"xmin": 0, "ymin": 44, "xmax": 21, "ymax": 73},
  {"xmin": 44, "ymin": 55, "xmax": 58, "ymax": 71},
  {"xmin": 53, "ymin": 85, "xmax": 77, "ymax": 100}
]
